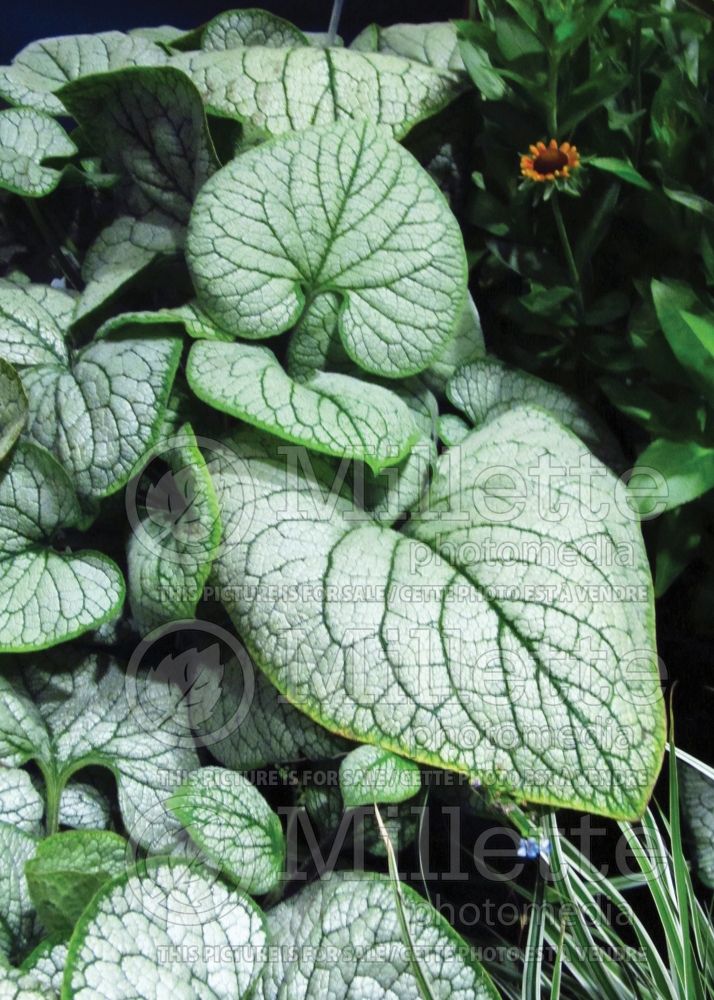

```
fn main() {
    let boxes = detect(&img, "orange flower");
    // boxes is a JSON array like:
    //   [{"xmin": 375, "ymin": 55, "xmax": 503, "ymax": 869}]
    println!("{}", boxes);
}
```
[{"xmin": 520, "ymin": 139, "xmax": 581, "ymax": 183}]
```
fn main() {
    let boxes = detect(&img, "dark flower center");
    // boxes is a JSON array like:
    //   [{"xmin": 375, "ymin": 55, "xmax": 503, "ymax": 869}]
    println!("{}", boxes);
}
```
[{"xmin": 534, "ymin": 148, "xmax": 568, "ymax": 174}]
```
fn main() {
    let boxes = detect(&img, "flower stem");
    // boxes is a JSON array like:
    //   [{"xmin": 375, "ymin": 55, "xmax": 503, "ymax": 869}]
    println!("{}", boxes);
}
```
[
  {"xmin": 551, "ymin": 191, "xmax": 584, "ymax": 318},
  {"xmin": 327, "ymin": 0, "xmax": 344, "ymax": 46}
]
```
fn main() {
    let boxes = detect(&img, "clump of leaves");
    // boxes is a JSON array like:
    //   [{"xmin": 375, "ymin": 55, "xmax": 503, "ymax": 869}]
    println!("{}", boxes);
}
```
[
  {"xmin": 0, "ymin": 4, "xmax": 708, "ymax": 998},
  {"xmin": 458, "ymin": 0, "xmax": 714, "ymax": 617}
]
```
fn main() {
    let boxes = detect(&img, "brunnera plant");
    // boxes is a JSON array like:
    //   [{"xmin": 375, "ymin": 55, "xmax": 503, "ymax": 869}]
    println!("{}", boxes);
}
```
[{"xmin": 0, "ymin": 5, "xmax": 677, "ymax": 998}]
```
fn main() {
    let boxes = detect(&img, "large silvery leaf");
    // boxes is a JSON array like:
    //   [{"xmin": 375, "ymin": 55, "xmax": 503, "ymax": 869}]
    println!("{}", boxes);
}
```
[
  {"xmin": 447, "ymin": 357, "xmax": 622, "ymax": 468},
  {"xmin": 422, "ymin": 294, "xmax": 485, "ymax": 393},
  {"xmin": 25, "ymin": 830, "xmax": 128, "ymax": 937},
  {"xmin": 0, "ymin": 282, "xmax": 72, "ymax": 368},
  {"xmin": 260, "ymin": 872, "xmax": 497, "ymax": 999},
  {"xmin": 127, "ymin": 424, "xmax": 221, "ymax": 633},
  {"xmin": 59, "ymin": 67, "xmax": 218, "ymax": 225},
  {"xmin": 0, "ymin": 360, "xmax": 27, "ymax": 461},
  {"xmin": 356, "ymin": 380, "xmax": 437, "ymax": 525},
  {"xmin": 187, "ymin": 341, "xmax": 418, "ymax": 471},
  {"xmin": 210, "ymin": 406, "xmax": 664, "ymax": 819},
  {"xmin": 0, "ymin": 109, "xmax": 76, "ymax": 198},
  {"xmin": 97, "ymin": 301, "xmax": 226, "ymax": 341},
  {"xmin": 19, "ymin": 333, "xmax": 181, "ymax": 501},
  {"xmin": 339, "ymin": 746, "xmax": 422, "ymax": 808},
  {"xmin": 284, "ymin": 292, "xmax": 349, "ymax": 381},
  {"xmin": 284, "ymin": 292, "xmax": 483, "ymax": 391},
  {"xmin": 58, "ymin": 782, "xmax": 111, "ymax": 832},
  {"xmin": 172, "ymin": 45, "xmax": 464, "ymax": 140},
  {"xmin": 75, "ymin": 213, "xmax": 183, "ymax": 323},
  {"xmin": 0, "ymin": 653, "xmax": 199, "ymax": 849},
  {"xmin": 0, "ymin": 769, "xmax": 43, "ymax": 834},
  {"xmin": 0, "ymin": 970, "xmax": 52, "ymax": 1000},
  {"xmin": 197, "ymin": 9, "xmax": 309, "ymax": 49},
  {"xmin": 682, "ymin": 764, "xmax": 714, "ymax": 888},
  {"xmin": 62, "ymin": 859, "xmax": 267, "ymax": 999},
  {"xmin": 193, "ymin": 653, "xmax": 348, "ymax": 771},
  {"xmin": 0, "ymin": 32, "xmax": 167, "ymax": 115},
  {"xmin": 0, "ymin": 822, "xmax": 36, "ymax": 957},
  {"xmin": 352, "ymin": 21, "xmax": 464, "ymax": 71},
  {"xmin": 168, "ymin": 767, "xmax": 284, "ymax": 895},
  {"xmin": 19, "ymin": 938, "xmax": 68, "ymax": 995},
  {"xmin": 187, "ymin": 120, "xmax": 466, "ymax": 378},
  {"xmin": 0, "ymin": 443, "xmax": 124, "ymax": 652}
]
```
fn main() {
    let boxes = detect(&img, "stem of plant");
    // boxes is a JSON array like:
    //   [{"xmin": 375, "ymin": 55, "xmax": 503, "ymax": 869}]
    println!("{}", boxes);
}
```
[
  {"xmin": 547, "ymin": 50, "xmax": 559, "ymax": 137},
  {"xmin": 23, "ymin": 198, "xmax": 82, "ymax": 289},
  {"xmin": 39, "ymin": 764, "xmax": 61, "ymax": 836},
  {"xmin": 545, "ymin": 48, "xmax": 584, "ymax": 319},
  {"xmin": 631, "ymin": 27, "xmax": 644, "ymax": 166},
  {"xmin": 551, "ymin": 191, "xmax": 585, "ymax": 320},
  {"xmin": 327, "ymin": 0, "xmax": 345, "ymax": 46}
]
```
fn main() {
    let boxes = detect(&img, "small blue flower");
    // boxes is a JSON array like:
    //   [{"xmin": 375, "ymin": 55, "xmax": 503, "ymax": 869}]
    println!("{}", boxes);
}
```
[{"xmin": 517, "ymin": 836, "xmax": 551, "ymax": 859}]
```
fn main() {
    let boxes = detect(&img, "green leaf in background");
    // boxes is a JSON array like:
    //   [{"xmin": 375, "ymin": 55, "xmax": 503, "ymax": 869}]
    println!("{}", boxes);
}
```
[
  {"xmin": 0, "ymin": 359, "xmax": 27, "ymax": 461},
  {"xmin": 127, "ymin": 423, "xmax": 221, "ymax": 633},
  {"xmin": 0, "ymin": 108, "xmax": 76, "ymax": 198},
  {"xmin": 259, "ymin": 871, "xmax": 498, "ymax": 999},
  {"xmin": 187, "ymin": 341, "xmax": 419, "ymax": 471},
  {"xmin": 0, "ymin": 769, "xmax": 44, "ymax": 834},
  {"xmin": 0, "ymin": 652, "xmax": 199, "ymax": 848},
  {"xmin": 59, "ymin": 67, "xmax": 218, "ymax": 226},
  {"xmin": 187, "ymin": 120, "xmax": 467, "ymax": 378},
  {"xmin": 681, "ymin": 764, "xmax": 714, "ymax": 888},
  {"xmin": 172, "ymin": 45, "xmax": 465, "ymax": 140},
  {"xmin": 352, "ymin": 21, "xmax": 464, "ymax": 71},
  {"xmin": 210, "ymin": 407, "xmax": 664, "ymax": 819},
  {"xmin": 0, "ymin": 822, "xmax": 36, "ymax": 958},
  {"xmin": 447, "ymin": 357, "xmax": 622, "ymax": 468},
  {"xmin": 0, "ymin": 32, "xmax": 168, "ymax": 115},
  {"xmin": 191, "ymin": 652, "xmax": 349, "ymax": 772},
  {"xmin": 632, "ymin": 438, "xmax": 714, "ymax": 512},
  {"xmin": 663, "ymin": 187, "xmax": 714, "ymax": 222},
  {"xmin": 63, "ymin": 859, "xmax": 267, "ymax": 999},
  {"xmin": 654, "ymin": 506, "xmax": 703, "ymax": 596},
  {"xmin": 339, "ymin": 746, "xmax": 422, "ymax": 808},
  {"xmin": 0, "ymin": 443, "xmax": 124, "ymax": 652},
  {"xmin": 74, "ymin": 213, "xmax": 183, "ymax": 324},
  {"xmin": 25, "ymin": 830, "xmax": 127, "ymax": 938},
  {"xmin": 168, "ymin": 766, "xmax": 285, "ymax": 895},
  {"xmin": 458, "ymin": 39, "xmax": 508, "ymax": 100},
  {"xmin": 553, "ymin": 0, "xmax": 617, "ymax": 53},
  {"xmin": 651, "ymin": 279, "xmax": 714, "ymax": 399},
  {"xmin": 589, "ymin": 156, "xmax": 652, "ymax": 190}
]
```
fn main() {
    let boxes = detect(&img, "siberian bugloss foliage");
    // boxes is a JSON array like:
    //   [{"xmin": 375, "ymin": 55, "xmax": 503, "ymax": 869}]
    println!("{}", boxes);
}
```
[{"xmin": 0, "ymin": 4, "xmax": 712, "ymax": 999}]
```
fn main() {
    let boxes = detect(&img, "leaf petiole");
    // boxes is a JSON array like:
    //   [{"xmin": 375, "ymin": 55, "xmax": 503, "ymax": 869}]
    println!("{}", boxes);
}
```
[{"xmin": 23, "ymin": 197, "xmax": 82, "ymax": 289}]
